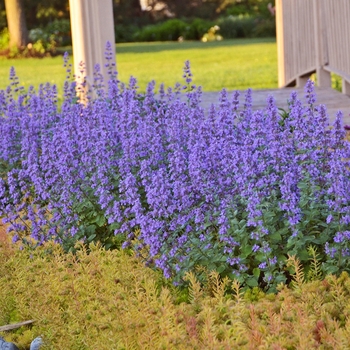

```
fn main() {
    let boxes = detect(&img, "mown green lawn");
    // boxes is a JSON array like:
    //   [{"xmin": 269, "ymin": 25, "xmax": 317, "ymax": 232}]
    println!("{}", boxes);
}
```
[{"xmin": 0, "ymin": 38, "xmax": 277, "ymax": 96}]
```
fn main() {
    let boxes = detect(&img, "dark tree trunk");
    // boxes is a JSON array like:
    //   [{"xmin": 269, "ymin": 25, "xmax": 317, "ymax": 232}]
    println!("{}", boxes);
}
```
[{"xmin": 4, "ymin": 0, "xmax": 29, "ymax": 48}]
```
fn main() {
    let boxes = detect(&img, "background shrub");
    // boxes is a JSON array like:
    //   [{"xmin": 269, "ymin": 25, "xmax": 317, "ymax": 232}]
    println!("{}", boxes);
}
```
[
  {"xmin": 115, "ymin": 24, "xmax": 139, "ymax": 43},
  {"xmin": 133, "ymin": 18, "xmax": 188, "ymax": 42},
  {"xmin": 43, "ymin": 19, "xmax": 71, "ymax": 47},
  {"xmin": 132, "ymin": 18, "xmax": 215, "ymax": 42},
  {"xmin": 133, "ymin": 16, "xmax": 275, "ymax": 43},
  {"xmin": 252, "ymin": 17, "xmax": 276, "ymax": 37},
  {"xmin": 183, "ymin": 18, "xmax": 215, "ymax": 40},
  {"xmin": 218, "ymin": 15, "xmax": 256, "ymax": 38},
  {"xmin": 0, "ymin": 19, "xmax": 71, "ymax": 58},
  {"xmin": 216, "ymin": 15, "xmax": 275, "ymax": 39}
]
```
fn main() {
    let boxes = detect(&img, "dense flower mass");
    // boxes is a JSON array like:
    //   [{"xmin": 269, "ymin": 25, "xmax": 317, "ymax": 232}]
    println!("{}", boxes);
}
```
[{"xmin": 1, "ymin": 49, "xmax": 350, "ymax": 290}]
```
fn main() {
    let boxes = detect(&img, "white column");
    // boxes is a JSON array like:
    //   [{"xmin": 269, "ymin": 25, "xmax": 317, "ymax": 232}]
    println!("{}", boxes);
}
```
[
  {"xmin": 275, "ymin": 0, "xmax": 286, "ymax": 88},
  {"xmin": 69, "ymin": 0, "xmax": 116, "ymax": 89}
]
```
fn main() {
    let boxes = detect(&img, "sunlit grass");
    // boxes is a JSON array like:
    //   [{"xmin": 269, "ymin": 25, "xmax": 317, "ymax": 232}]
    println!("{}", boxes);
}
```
[
  {"xmin": 115, "ymin": 38, "xmax": 277, "ymax": 92},
  {"xmin": 0, "ymin": 38, "xmax": 277, "ymax": 96}
]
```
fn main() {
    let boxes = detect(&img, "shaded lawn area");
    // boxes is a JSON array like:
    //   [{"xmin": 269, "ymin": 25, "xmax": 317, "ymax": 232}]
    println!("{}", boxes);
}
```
[{"xmin": 0, "ymin": 38, "xmax": 277, "ymax": 97}]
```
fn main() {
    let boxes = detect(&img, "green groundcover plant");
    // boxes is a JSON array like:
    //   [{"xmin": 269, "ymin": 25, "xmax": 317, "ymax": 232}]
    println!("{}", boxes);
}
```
[{"xmin": 1, "ymin": 44, "xmax": 350, "ymax": 293}]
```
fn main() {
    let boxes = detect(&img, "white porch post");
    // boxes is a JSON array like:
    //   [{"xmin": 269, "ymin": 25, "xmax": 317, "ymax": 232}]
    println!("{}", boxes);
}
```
[
  {"xmin": 275, "ymin": 0, "xmax": 286, "ymax": 88},
  {"xmin": 69, "ymin": 0, "xmax": 116, "ymax": 89}
]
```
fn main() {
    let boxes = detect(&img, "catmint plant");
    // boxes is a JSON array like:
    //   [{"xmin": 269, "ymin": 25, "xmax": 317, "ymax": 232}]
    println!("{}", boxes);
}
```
[{"xmin": 1, "ymin": 45, "xmax": 350, "ymax": 291}]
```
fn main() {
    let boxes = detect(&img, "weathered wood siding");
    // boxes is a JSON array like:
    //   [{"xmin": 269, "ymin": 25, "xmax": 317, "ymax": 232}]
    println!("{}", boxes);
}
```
[{"xmin": 276, "ymin": 0, "xmax": 350, "ymax": 95}]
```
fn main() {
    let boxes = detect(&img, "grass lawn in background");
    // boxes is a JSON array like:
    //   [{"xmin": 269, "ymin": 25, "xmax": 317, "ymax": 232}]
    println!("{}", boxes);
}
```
[
  {"xmin": 0, "ymin": 38, "xmax": 277, "ymax": 97},
  {"xmin": 115, "ymin": 38, "xmax": 277, "ymax": 91}
]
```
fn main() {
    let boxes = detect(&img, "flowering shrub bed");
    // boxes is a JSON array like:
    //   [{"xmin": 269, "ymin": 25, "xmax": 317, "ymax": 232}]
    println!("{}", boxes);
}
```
[{"xmin": 1, "ymin": 49, "xmax": 350, "ymax": 291}]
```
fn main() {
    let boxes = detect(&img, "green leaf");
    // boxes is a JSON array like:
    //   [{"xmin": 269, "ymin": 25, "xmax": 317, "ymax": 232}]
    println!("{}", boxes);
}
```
[
  {"xmin": 218, "ymin": 255, "xmax": 228, "ymax": 262},
  {"xmin": 241, "ymin": 245, "xmax": 252, "ymax": 258},
  {"xmin": 274, "ymin": 274, "xmax": 287, "ymax": 284},
  {"xmin": 239, "ymin": 219, "xmax": 246, "ymax": 228},
  {"xmin": 277, "ymin": 254, "xmax": 286, "ymax": 263},
  {"xmin": 246, "ymin": 277, "xmax": 258, "ymax": 287},
  {"xmin": 255, "ymin": 252, "xmax": 265, "ymax": 262},
  {"xmin": 230, "ymin": 218, "xmax": 239, "ymax": 226},
  {"xmin": 110, "ymin": 222, "xmax": 121, "ymax": 231},
  {"xmin": 324, "ymin": 265, "xmax": 339, "ymax": 274},
  {"xmin": 87, "ymin": 233, "xmax": 96, "ymax": 242},
  {"xmin": 85, "ymin": 225, "xmax": 96, "ymax": 234},
  {"xmin": 298, "ymin": 249, "xmax": 309, "ymax": 261},
  {"xmin": 203, "ymin": 221, "xmax": 213, "ymax": 229},
  {"xmin": 217, "ymin": 264, "xmax": 227, "ymax": 274},
  {"xmin": 95, "ymin": 215, "xmax": 106, "ymax": 227},
  {"xmin": 253, "ymin": 268, "xmax": 260, "ymax": 278},
  {"xmin": 207, "ymin": 264, "xmax": 217, "ymax": 271},
  {"xmin": 270, "ymin": 232, "xmax": 282, "ymax": 243}
]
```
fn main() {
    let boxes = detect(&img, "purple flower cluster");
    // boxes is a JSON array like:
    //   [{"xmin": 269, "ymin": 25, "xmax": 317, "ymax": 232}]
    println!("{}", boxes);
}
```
[{"xmin": 1, "ymin": 50, "xmax": 350, "ymax": 287}]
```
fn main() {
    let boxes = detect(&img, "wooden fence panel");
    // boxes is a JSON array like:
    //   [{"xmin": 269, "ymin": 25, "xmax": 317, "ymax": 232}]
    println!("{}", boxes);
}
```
[
  {"xmin": 276, "ymin": 0, "xmax": 350, "ymax": 94},
  {"xmin": 276, "ymin": 0, "xmax": 316, "ymax": 87}
]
